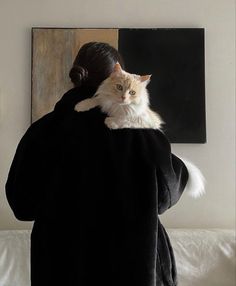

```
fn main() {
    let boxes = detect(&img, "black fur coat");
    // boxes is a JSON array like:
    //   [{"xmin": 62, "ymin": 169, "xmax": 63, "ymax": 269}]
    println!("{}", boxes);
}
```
[{"xmin": 5, "ymin": 86, "xmax": 188, "ymax": 286}]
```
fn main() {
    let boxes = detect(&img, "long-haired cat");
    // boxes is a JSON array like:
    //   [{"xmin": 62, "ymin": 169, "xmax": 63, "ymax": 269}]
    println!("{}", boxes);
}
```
[
  {"xmin": 74, "ymin": 62, "xmax": 163, "ymax": 130},
  {"xmin": 74, "ymin": 63, "xmax": 206, "ymax": 199}
]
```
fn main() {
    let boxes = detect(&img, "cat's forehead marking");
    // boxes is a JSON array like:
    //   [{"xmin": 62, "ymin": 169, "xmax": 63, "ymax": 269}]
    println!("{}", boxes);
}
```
[
  {"xmin": 125, "ymin": 75, "xmax": 142, "ymax": 89},
  {"xmin": 116, "ymin": 74, "xmax": 141, "ymax": 88}
]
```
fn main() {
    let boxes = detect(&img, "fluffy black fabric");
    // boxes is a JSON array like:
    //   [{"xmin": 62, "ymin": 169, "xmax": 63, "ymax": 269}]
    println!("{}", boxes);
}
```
[{"xmin": 5, "ymin": 85, "xmax": 188, "ymax": 286}]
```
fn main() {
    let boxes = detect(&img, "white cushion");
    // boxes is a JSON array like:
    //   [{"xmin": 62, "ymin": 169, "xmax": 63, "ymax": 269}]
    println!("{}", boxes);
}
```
[
  {"xmin": 0, "ymin": 229, "xmax": 235, "ymax": 286},
  {"xmin": 167, "ymin": 229, "xmax": 236, "ymax": 286}
]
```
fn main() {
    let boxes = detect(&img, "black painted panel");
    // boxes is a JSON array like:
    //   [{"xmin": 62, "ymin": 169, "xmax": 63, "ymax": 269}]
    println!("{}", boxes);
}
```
[{"xmin": 118, "ymin": 28, "xmax": 206, "ymax": 143}]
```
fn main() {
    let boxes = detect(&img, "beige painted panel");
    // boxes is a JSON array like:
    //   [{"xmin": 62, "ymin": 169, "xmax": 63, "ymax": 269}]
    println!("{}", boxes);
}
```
[
  {"xmin": 73, "ymin": 29, "xmax": 118, "ymax": 54},
  {"xmin": 32, "ymin": 28, "xmax": 118, "ymax": 122}
]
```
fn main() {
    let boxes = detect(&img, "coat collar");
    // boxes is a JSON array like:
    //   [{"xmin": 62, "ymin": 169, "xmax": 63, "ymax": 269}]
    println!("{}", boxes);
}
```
[{"xmin": 53, "ymin": 85, "xmax": 97, "ymax": 116}]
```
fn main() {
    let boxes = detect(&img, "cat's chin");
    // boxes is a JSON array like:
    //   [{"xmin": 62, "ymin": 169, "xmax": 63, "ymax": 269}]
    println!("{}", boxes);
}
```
[{"xmin": 119, "ymin": 102, "xmax": 130, "ymax": 106}]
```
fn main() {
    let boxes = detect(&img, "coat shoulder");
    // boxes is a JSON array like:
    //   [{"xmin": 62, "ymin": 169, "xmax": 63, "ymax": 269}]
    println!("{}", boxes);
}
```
[{"xmin": 20, "ymin": 111, "xmax": 59, "ymax": 148}]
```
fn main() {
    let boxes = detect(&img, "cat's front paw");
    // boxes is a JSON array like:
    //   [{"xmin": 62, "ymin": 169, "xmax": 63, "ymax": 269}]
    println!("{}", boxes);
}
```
[
  {"xmin": 74, "ymin": 99, "xmax": 92, "ymax": 112},
  {"xmin": 105, "ymin": 117, "xmax": 119, "ymax": 129}
]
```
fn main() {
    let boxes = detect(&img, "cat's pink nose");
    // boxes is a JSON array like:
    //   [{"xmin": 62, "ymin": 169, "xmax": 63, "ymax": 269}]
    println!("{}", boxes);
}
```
[{"xmin": 121, "ymin": 96, "xmax": 126, "ymax": 100}]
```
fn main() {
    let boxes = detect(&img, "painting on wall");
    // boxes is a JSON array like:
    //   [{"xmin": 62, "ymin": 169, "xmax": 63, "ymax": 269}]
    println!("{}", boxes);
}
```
[{"xmin": 31, "ymin": 28, "xmax": 206, "ymax": 143}]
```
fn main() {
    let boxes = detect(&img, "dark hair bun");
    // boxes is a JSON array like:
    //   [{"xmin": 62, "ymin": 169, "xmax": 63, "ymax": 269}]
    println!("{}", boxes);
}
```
[{"xmin": 69, "ymin": 65, "xmax": 88, "ymax": 86}]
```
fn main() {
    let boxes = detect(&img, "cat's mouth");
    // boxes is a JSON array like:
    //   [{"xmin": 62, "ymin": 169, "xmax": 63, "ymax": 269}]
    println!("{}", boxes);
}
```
[{"xmin": 118, "ymin": 98, "xmax": 131, "ymax": 105}]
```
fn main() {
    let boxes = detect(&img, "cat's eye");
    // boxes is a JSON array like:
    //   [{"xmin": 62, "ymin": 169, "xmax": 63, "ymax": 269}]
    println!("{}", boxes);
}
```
[
  {"xmin": 116, "ymin": 84, "xmax": 123, "ymax": 91},
  {"xmin": 129, "ymin": 90, "xmax": 136, "ymax": 95}
]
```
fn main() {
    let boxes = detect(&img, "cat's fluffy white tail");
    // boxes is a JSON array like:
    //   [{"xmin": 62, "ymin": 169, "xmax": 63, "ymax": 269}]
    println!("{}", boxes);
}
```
[{"xmin": 180, "ymin": 158, "xmax": 206, "ymax": 198}]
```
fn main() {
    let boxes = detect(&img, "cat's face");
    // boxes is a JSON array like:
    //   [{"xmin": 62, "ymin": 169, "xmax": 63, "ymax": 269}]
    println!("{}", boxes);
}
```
[{"xmin": 99, "ymin": 63, "xmax": 151, "ymax": 106}]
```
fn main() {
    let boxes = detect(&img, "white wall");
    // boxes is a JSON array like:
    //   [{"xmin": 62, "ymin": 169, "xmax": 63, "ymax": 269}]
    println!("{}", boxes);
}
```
[{"xmin": 0, "ymin": 0, "xmax": 235, "ymax": 230}]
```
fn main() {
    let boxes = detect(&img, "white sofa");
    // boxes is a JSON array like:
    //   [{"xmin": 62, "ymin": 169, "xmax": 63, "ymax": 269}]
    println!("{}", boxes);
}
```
[{"xmin": 0, "ymin": 229, "xmax": 235, "ymax": 286}]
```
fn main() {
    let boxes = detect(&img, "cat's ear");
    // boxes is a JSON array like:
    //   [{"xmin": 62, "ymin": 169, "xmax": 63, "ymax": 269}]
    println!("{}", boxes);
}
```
[
  {"xmin": 112, "ymin": 62, "xmax": 123, "ymax": 74},
  {"xmin": 140, "ymin": 74, "xmax": 152, "ymax": 83}
]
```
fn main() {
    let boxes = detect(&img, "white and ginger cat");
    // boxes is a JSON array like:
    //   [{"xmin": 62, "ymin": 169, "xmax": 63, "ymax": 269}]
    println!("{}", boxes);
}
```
[
  {"xmin": 74, "ymin": 62, "xmax": 163, "ymax": 130},
  {"xmin": 74, "ymin": 63, "xmax": 206, "ymax": 199}
]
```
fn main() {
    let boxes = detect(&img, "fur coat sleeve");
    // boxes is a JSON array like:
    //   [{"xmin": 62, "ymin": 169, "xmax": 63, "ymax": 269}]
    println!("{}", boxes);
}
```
[
  {"xmin": 148, "ymin": 130, "xmax": 189, "ymax": 214},
  {"xmin": 5, "ymin": 112, "xmax": 58, "ymax": 220}
]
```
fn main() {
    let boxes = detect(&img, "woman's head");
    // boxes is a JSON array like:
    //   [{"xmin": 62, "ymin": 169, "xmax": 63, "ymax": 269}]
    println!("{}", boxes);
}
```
[{"xmin": 69, "ymin": 42, "xmax": 125, "ymax": 89}]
